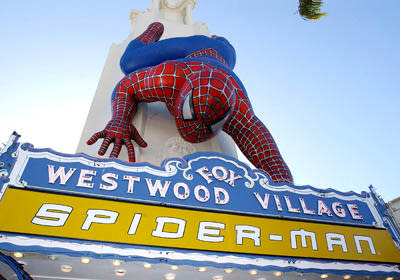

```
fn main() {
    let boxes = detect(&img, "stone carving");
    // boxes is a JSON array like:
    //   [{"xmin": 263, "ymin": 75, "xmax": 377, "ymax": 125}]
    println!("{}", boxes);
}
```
[
  {"xmin": 87, "ymin": 22, "xmax": 293, "ymax": 184},
  {"xmin": 151, "ymin": 0, "xmax": 196, "ymax": 24},
  {"xmin": 162, "ymin": 136, "xmax": 197, "ymax": 160},
  {"xmin": 130, "ymin": 0, "xmax": 197, "ymax": 25}
]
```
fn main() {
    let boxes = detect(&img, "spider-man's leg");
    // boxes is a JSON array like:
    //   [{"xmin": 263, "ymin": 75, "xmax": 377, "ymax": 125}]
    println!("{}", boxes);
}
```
[
  {"xmin": 223, "ymin": 87, "xmax": 293, "ymax": 184},
  {"xmin": 174, "ymin": 69, "xmax": 236, "ymax": 143},
  {"xmin": 120, "ymin": 22, "xmax": 165, "ymax": 75}
]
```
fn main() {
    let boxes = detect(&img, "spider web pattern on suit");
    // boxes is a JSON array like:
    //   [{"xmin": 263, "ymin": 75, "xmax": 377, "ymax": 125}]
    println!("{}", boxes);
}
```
[
  {"xmin": 88, "ymin": 22, "xmax": 293, "ymax": 184},
  {"xmin": 109, "ymin": 60, "xmax": 292, "ymax": 183}
]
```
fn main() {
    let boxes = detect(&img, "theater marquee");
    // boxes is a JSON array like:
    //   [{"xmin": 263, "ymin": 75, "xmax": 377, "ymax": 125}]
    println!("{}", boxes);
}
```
[{"xmin": 1, "ymin": 138, "xmax": 400, "ymax": 275}]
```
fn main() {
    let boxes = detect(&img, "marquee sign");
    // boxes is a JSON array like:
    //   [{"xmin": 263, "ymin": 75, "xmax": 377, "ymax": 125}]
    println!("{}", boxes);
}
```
[
  {"xmin": 1, "ymin": 136, "xmax": 400, "ymax": 276},
  {"xmin": 3, "ymin": 144, "xmax": 384, "ymax": 227},
  {"xmin": 1, "ymin": 188, "xmax": 400, "ymax": 264}
]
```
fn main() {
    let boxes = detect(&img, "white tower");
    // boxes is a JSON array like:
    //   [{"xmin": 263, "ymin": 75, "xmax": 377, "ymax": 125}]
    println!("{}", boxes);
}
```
[{"xmin": 76, "ymin": 0, "xmax": 237, "ymax": 165}]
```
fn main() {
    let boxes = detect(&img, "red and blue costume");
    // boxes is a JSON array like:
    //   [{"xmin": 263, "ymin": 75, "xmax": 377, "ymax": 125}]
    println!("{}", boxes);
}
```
[{"xmin": 87, "ymin": 23, "xmax": 293, "ymax": 184}]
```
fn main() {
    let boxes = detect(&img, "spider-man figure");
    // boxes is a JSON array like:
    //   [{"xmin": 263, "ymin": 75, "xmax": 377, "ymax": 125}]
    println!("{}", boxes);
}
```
[{"xmin": 87, "ymin": 22, "xmax": 293, "ymax": 184}]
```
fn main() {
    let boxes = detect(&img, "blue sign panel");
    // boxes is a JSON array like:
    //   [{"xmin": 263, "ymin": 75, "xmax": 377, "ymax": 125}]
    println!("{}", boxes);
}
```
[
  {"xmin": 3, "ymin": 143, "xmax": 382, "ymax": 227},
  {"xmin": 1, "ymin": 135, "xmax": 400, "ymax": 277}
]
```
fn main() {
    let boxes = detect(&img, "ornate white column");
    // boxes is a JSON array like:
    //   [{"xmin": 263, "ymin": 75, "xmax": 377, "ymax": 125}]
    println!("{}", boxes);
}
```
[{"xmin": 76, "ymin": 0, "xmax": 237, "ymax": 165}]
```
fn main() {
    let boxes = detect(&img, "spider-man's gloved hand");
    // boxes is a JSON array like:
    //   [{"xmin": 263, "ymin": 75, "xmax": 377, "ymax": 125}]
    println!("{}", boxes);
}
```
[{"xmin": 87, "ymin": 115, "xmax": 147, "ymax": 162}]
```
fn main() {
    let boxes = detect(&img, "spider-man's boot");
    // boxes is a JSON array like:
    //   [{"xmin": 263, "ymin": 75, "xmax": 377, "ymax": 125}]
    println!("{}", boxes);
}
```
[{"xmin": 136, "ymin": 22, "xmax": 164, "ymax": 44}]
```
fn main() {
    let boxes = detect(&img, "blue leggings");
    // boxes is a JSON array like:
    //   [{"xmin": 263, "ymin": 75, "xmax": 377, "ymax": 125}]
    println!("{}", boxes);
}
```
[{"xmin": 119, "ymin": 35, "xmax": 237, "ymax": 75}]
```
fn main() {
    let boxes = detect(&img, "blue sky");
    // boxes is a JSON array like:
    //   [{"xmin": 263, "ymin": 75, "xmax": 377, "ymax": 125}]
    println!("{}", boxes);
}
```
[{"xmin": 1, "ymin": 0, "xmax": 399, "ymax": 201}]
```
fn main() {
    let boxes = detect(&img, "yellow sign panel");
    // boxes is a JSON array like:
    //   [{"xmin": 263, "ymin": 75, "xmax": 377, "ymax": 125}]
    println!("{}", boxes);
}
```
[{"xmin": 1, "ymin": 188, "xmax": 400, "ymax": 263}]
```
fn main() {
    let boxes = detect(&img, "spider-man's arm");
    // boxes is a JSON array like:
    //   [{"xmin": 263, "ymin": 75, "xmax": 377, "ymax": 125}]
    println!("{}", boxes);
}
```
[
  {"xmin": 223, "ymin": 92, "xmax": 293, "ymax": 184},
  {"xmin": 87, "ymin": 23, "xmax": 165, "ymax": 160},
  {"xmin": 87, "ymin": 83, "xmax": 147, "ymax": 162}
]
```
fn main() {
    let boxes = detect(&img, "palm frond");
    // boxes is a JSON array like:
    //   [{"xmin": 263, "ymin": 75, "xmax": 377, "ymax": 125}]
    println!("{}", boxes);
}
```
[{"xmin": 298, "ymin": 0, "xmax": 327, "ymax": 21}]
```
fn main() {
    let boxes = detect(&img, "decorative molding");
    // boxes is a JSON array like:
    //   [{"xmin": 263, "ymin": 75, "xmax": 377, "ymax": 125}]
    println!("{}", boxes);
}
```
[{"xmin": 1, "ymin": 234, "xmax": 399, "ymax": 275}]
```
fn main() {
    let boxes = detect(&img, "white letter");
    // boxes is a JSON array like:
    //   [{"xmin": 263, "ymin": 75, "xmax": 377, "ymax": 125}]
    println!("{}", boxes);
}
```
[
  {"xmin": 173, "ymin": 182, "xmax": 190, "ymax": 200},
  {"xmin": 194, "ymin": 185, "xmax": 210, "ymax": 202},
  {"xmin": 128, "ymin": 214, "xmax": 142, "ymax": 235},
  {"xmin": 152, "ymin": 217, "xmax": 186, "ymax": 239},
  {"xmin": 332, "ymin": 202, "xmax": 346, "ymax": 218},
  {"xmin": 347, "ymin": 204, "xmax": 363, "ymax": 220},
  {"xmin": 274, "ymin": 195, "xmax": 283, "ymax": 211},
  {"xmin": 48, "ymin": 165, "xmax": 76, "ymax": 185},
  {"xmin": 196, "ymin": 166, "xmax": 214, "ymax": 184},
  {"xmin": 99, "ymin": 173, "xmax": 118, "ymax": 191},
  {"xmin": 354, "ymin": 235, "xmax": 376, "ymax": 254},
  {"xmin": 299, "ymin": 198, "xmax": 315, "ymax": 215},
  {"xmin": 235, "ymin": 225, "xmax": 260, "ymax": 246},
  {"xmin": 212, "ymin": 166, "xmax": 228, "ymax": 181},
  {"xmin": 285, "ymin": 196, "xmax": 301, "ymax": 213},
  {"xmin": 81, "ymin": 209, "xmax": 118, "ymax": 230},
  {"xmin": 326, "ymin": 233, "xmax": 348, "ymax": 252},
  {"xmin": 77, "ymin": 169, "xmax": 97, "ymax": 188},
  {"xmin": 124, "ymin": 175, "xmax": 140, "ymax": 193},
  {"xmin": 198, "ymin": 222, "xmax": 225, "ymax": 242},
  {"xmin": 318, "ymin": 200, "xmax": 333, "ymax": 216},
  {"xmin": 145, "ymin": 178, "xmax": 171, "ymax": 197},
  {"xmin": 214, "ymin": 187, "xmax": 229, "ymax": 204},
  {"xmin": 32, "ymin": 204, "xmax": 72, "ymax": 227},
  {"xmin": 290, "ymin": 229, "xmax": 318, "ymax": 250},
  {"xmin": 224, "ymin": 170, "xmax": 242, "ymax": 187},
  {"xmin": 254, "ymin": 193, "xmax": 270, "ymax": 209}
]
